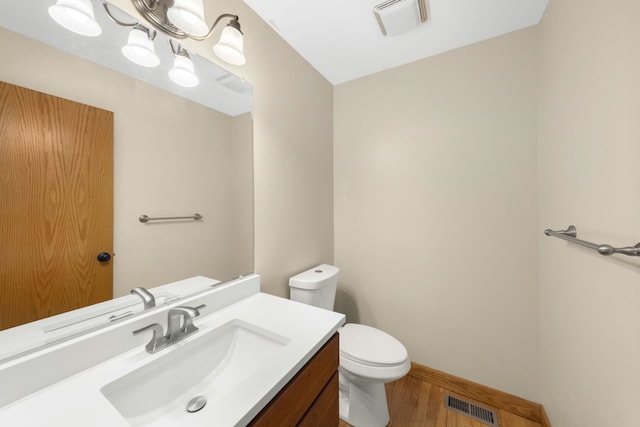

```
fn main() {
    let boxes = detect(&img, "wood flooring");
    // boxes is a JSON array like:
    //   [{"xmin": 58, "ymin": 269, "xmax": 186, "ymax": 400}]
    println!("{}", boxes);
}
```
[{"xmin": 338, "ymin": 374, "xmax": 541, "ymax": 427}]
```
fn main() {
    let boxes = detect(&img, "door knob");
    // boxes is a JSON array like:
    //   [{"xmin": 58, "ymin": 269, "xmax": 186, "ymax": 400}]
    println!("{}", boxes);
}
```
[{"xmin": 97, "ymin": 252, "xmax": 112, "ymax": 262}]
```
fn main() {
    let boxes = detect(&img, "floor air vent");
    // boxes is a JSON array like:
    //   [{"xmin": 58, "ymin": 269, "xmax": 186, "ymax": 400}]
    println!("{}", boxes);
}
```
[{"xmin": 444, "ymin": 394, "xmax": 499, "ymax": 426}]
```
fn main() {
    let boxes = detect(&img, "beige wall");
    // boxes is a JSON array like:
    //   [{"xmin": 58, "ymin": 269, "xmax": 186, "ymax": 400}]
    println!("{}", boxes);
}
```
[
  {"xmin": 246, "ymin": 17, "xmax": 335, "ymax": 296},
  {"xmin": 3, "ymin": 0, "xmax": 334, "ymax": 328},
  {"xmin": 157, "ymin": 0, "xmax": 335, "ymax": 296},
  {"xmin": 231, "ymin": 111, "xmax": 255, "ymax": 276},
  {"xmin": 334, "ymin": 28, "xmax": 540, "ymax": 400},
  {"xmin": 334, "ymin": 0, "xmax": 640, "ymax": 421},
  {"xmin": 0, "ymin": 28, "xmax": 253, "ymax": 296},
  {"xmin": 538, "ymin": 0, "xmax": 640, "ymax": 425}
]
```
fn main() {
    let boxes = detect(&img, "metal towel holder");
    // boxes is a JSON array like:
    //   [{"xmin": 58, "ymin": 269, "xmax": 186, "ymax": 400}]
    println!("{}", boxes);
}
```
[
  {"xmin": 139, "ymin": 213, "xmax": 203, "ymax": 223},
  {"xmin": 544, "ymin": 225, "xmax": 640, "ymax": 257}
]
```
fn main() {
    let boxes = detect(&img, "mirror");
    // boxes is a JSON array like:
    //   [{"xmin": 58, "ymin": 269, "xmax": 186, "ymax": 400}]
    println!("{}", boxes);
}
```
[{"xmin": 0, "ymin": 0, "xmax": 253, "ymax": 359}]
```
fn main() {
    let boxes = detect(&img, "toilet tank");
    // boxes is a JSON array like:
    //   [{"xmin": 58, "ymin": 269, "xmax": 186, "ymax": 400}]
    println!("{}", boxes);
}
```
[{"xmin": 288, "ymin": 264, "xmax": 339, "ymax": 310}]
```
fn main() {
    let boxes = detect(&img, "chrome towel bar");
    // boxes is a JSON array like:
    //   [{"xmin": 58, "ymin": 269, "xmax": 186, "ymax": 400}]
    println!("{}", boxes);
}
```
[
  {"xmin": 139, "ymin": 213, "xmax": 203, "ymax": 223},
  {"xmin": 544, "ymin": 225, "xmax": 640, "ymax": 257}
]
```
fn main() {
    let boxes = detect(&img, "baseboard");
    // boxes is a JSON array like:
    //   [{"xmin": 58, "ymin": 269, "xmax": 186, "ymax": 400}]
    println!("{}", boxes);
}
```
[
  {"xmin": 408, "ymin": 362, "xmax": 551, "ymax": 425},
  {"xmin": 540, "ymin": 406, "xmax": 552, "ymax": 427}
]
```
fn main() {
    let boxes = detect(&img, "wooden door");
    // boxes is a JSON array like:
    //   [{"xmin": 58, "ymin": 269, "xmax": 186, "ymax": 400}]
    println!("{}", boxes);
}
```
[{"xmin": 0, "ymin": 81, "xmax": 113, "ymax": 330}]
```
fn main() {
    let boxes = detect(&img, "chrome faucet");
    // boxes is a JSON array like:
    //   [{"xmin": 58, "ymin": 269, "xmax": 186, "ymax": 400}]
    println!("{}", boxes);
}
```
[
  {"xmin": 133, "ymin": 304, "xmax": 206, "ymax": 354},
  {"xmin": 130, "ymin": 287, "xmax": 156, "ymax": 310},
  {"xmin": 167, "ymin": 306, "xmax": 202, "ymax": 339}
]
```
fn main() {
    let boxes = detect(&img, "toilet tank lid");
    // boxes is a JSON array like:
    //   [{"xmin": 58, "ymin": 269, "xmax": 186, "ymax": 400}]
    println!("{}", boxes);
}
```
[{"xmin": 288, "ymin": 264, "xmax": 339, "ymax": 289}]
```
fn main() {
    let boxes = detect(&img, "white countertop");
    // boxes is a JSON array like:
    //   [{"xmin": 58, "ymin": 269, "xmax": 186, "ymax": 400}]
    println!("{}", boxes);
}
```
[
  {"xmin": 0, "ymin": 276, "xmax": 345, "ymax": 426},
  {"xmin": 0, "ymin": 276, "xmax": 221, "ymax": 362}
]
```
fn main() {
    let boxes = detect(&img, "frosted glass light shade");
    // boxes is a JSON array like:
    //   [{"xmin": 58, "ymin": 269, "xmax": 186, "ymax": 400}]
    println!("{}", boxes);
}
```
[
  {"xmin": 169, "ymin": 55, "xmax": 199, "ymax": 87},
  {"xmin": 48, "ymin": 0, "xmax": 102, "ymax": 37},
  {"xmin": 122, "ymin": 28, "xmax": 160, "ymax": 67},
  {"xmin": 213, "ymin": 26, "xmax": 246, "ymax": 65},
  {"xmin": 167, "ymin": 0, "xmax": 209, "ymax": 37}
]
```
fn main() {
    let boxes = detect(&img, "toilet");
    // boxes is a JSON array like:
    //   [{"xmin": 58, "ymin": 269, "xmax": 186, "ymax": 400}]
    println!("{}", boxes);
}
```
[{"xmin": 289, "ymin": 264, "xmax": 410, "ymax": 427}]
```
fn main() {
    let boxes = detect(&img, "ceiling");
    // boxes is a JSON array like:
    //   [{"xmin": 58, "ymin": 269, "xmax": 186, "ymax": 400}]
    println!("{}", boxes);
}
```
[{"xmin": 243, "ymin": 0, "xmax": 549, "ymax": 85}]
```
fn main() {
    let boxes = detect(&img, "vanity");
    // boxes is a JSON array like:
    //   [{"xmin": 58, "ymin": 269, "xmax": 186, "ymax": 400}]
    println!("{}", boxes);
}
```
[{"xmin": 0, "ymin": 275, "xmax": 345, "ymax": 426}]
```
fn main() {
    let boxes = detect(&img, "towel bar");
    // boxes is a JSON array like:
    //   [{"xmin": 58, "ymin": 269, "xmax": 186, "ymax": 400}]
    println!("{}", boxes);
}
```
[
  {"xmin": 139, "ymin": 213, "xmax": 203, "ymax": 223},
  {"xmin": 544, "ymin": 225, "xmax": 640, "ymax": 257}
]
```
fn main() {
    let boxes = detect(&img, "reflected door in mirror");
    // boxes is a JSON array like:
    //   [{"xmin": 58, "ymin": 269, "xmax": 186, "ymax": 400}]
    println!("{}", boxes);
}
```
[{"xmin": 0, "ymin": 82, "xmax": 114, "ymax": 330}]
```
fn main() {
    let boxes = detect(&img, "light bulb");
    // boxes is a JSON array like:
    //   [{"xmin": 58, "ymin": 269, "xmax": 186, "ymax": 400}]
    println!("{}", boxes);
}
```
[
  {"xmin": 213, "ymin": 25, "xmax": 245, "ymax": 65},
  {"xmin": 48, "ymin": 0, "xmax": 102, "ymax": 37},
  {"xmin": 169, "ymin": 55, "xmax": 199, "ymax": 87},
  {"xmin": 122, "ymin": 28, "xmax": 160, "ymax": 67},
  {"xmin": 167, "ymin": 0, "xmax": 209, "ymax": 37}
]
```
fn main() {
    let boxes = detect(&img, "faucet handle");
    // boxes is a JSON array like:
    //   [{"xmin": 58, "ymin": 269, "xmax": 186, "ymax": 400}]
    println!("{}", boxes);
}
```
[
  {"xmin": 169, "ymin": 304, "xmax": 206, "ymax": 318},
  {"xmin": 193, "ymin": 304, "xmax": 206, "ymax": 314},
  {"xmin": 167, "ymin": 305, "xmax": 207, "ymax": 338},
  {"xmin": 133, "ymin": 323, "xmax": 166, "ymax": 353}
]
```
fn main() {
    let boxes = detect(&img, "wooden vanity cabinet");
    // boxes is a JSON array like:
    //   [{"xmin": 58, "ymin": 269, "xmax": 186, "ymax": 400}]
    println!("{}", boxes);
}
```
[{"xmin": 249, "ymin": 333, "xmax": 339, "ymax": 427}]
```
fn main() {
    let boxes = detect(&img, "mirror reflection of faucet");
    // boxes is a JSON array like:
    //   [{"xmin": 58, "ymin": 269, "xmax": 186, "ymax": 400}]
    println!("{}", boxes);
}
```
[
  {"xmin": 133, "ymin": 305, "xmax": 207, "ymax": 354},
  {"xmin": 130, "ymin": 287, "xmax": 156, "ymax": 310}
]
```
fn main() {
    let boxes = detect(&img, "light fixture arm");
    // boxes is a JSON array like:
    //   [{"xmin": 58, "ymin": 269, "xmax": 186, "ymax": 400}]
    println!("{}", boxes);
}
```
[
  {"xmin": 103, "ymin": 2, "xmax": 137, "ymax": 26},
  {"xmin": 168, "ymin": 39, "xmax": 190, "ymax": 58},
  {"xmin": 139, "ymin": 25, "xmax": 157, "ymax": 41},
  {"xmin": 104, "ymin": 3, "xmax": 157, "ymax": 40},
  {"xmin": 130, "ymin": 0, "xmax": 187, "ymax": 38},
  {"xmin": 126, "ymin": 0, "xmax": 245, "ymax": 56},
  {"xmin": 140, "ymin": 0, "xmax": 160, "ymax": 12},
  {"xmin": 186, "ymin": 14, "xmax": 242, "ymax": 41}
]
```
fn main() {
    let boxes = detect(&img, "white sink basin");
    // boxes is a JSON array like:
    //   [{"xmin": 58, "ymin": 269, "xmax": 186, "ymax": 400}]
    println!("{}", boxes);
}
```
[{"xmin": 100, "ymin": 319, "xmax": 290, "ymax": 426}]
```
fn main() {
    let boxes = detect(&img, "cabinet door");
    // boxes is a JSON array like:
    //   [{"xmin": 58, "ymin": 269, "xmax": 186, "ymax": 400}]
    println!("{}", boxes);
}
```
[
  {"xmin": 250, "ymin": 334, "xmax": 339, "ymax": 426},
  {"xmin": 298, "ymin": 373, "xmax": 339, "ymax": 426}
]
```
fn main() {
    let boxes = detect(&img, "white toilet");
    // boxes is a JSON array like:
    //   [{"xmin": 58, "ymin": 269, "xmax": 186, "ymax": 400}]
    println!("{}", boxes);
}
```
[{"xmin": 289, "ymin": 264, "xmax": 410, "ymax": 427}]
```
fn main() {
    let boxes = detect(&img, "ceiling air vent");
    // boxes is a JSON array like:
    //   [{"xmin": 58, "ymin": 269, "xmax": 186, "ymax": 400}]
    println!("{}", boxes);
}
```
[
  {"xmin": 373, "ymin": 0, "xmax": 428, "ymax": 36},
  {"xmin": 215, "ymin": 73, "xmax": 251, "ymax": 93}
]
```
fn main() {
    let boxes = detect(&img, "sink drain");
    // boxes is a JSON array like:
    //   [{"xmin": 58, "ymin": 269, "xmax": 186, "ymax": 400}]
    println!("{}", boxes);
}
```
[{"xmin": 186, "ymin": 395, "xmax": 207, "ymax": 413}]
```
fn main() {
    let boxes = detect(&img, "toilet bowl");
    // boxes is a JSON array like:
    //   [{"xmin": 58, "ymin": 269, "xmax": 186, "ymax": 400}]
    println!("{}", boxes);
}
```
[
  {"xmin": 338, "ymin": 323, "xmax": 410, "ymax": 426},
  {"xmin": 289, "ymin": 265, "xmax": 410, "ymax": 427}
]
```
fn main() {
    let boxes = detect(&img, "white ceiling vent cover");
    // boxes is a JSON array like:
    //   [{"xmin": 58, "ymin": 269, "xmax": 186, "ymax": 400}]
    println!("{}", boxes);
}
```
[
  {"xmin": 373, "ymin": 0, "xmax": 428, "ymax": 36},
  {"xmin": 215, "ymin": 73, "xmax": 251, "ymax": 93}
]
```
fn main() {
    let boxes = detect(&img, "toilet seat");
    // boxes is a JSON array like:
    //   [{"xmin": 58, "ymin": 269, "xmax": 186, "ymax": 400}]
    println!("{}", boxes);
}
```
[
  {"xmin": 339, "ymin": 323, "xmax": 408, "ymax": 367},
  {"xmin": 338, "ymin": 323, "xmax": 410, "ymax": 384}
]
